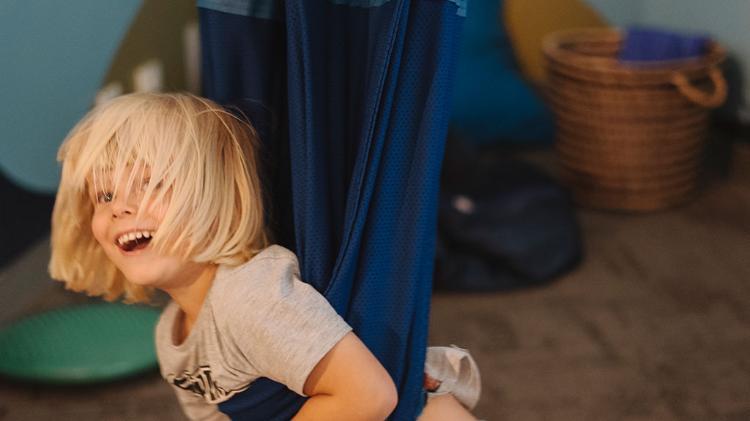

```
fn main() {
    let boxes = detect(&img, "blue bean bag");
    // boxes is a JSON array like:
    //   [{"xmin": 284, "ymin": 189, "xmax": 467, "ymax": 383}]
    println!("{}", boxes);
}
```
[{"xmin": 451, "ymin": 0, "xmax": 554, "ymax": 145}]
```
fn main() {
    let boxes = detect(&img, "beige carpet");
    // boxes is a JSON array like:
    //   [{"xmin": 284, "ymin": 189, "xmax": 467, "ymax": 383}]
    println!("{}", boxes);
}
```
[{"xmin": 431, "ymin": 143, "xmax": 750, "ymax": 420}]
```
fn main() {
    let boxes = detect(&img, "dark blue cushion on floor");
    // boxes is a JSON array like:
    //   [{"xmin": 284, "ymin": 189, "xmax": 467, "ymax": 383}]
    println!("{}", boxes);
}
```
[{"xmin": 435, "ymin": 139, "xmax": 581, "ymax": 291}]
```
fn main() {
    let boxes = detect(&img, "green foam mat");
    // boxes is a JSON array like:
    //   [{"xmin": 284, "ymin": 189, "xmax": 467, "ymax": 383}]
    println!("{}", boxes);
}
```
[{"xmin": 0, "ymin": 303, "xmax": 160, "ymax": 384}]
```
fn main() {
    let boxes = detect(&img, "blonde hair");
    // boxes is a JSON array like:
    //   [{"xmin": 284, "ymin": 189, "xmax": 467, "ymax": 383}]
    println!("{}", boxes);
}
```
[{"xmin": 49, "ymin": 92, "xmax": 269, "ymax": 303}]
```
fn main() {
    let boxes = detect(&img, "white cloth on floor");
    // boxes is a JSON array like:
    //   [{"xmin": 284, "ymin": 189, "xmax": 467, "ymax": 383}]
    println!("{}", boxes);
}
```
[{"xmin": 424, "ymin": 345, "xmax": 482, "ymax": 410}]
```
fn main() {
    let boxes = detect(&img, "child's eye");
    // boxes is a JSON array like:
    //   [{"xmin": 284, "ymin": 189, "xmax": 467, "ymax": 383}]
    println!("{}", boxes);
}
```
[{"xmin": 96, "ymin": 192, "xmax": 114, "ymax": 203}]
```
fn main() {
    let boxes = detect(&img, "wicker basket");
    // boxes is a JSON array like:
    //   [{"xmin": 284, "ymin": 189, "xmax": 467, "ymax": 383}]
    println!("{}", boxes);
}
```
[{"xmin": 543, "ymin": 28, "xmax": 727, "ymax": 211}]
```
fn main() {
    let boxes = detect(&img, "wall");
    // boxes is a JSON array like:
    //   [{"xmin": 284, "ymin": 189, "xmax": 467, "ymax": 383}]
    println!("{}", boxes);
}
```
[{"xmin": 583, "ymin": 0, "xmax": 642, "ymax": 26}]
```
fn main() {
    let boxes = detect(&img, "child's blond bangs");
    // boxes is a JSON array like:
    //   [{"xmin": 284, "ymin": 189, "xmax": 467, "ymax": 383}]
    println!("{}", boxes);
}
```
[{"xmin": 50, "ymin": 93, "xmax": 269, "ymax": 303}]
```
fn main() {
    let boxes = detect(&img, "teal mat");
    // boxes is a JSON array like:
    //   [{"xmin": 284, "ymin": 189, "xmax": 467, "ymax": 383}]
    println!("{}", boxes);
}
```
[{"xmin": 0, "ymin": 303, "xmax": 160, "ymax": 384}]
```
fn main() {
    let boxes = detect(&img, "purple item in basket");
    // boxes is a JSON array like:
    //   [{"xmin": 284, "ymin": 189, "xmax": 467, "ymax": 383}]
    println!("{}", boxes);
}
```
[{"xmin": 619, "ymin": 27, "xmax": 710, "ymax": 62}]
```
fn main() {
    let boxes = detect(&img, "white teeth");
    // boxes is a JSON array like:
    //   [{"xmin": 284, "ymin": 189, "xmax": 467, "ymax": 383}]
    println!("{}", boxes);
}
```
[{"xmin": 117, "ymin": 230, "xmax": 154, "ymax": 245}]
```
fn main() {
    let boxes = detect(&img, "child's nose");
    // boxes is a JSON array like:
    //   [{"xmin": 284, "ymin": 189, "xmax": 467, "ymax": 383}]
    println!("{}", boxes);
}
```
[{"xmin": 111, "ymin": 194, "xmax": 137, "ymax": 218}]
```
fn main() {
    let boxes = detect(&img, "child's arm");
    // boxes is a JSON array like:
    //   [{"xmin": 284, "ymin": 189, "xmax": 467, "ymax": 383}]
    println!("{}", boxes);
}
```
[{"xmin": 293, "ymin": 332, "xmax": 398, "ymax": 420}]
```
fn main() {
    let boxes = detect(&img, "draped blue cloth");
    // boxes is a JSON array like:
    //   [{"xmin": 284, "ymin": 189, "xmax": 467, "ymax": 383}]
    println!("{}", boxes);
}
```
[{"xmin": 199, "ymin": 1, "xmax": 463, "ymax": 419}]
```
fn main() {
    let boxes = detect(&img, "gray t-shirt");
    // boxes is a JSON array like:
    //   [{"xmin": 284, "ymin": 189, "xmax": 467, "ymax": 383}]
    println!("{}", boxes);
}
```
[{"xmin": 155, "ymin": 245, "xmax": 352, "ymax": 420}]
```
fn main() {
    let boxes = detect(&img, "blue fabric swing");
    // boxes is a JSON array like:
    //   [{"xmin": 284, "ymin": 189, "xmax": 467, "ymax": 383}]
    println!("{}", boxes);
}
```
[{"xmin": 199, "ymin": 1, "xmax": 464, "ymax": 419}]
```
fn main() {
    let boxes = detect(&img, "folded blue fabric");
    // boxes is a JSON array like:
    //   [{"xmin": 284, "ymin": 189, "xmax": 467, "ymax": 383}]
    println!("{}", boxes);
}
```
[{"xmin": 619, "ymin": 27, "xmax": 710, "ymax": 62}]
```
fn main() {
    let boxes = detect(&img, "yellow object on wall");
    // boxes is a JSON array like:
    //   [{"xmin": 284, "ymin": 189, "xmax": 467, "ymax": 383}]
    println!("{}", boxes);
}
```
[
  {"xmin": 504, "ymin": 0, "xmax": 609, "ymax": 83},
  {"xmin": 101, "ymin": 0, "xmax": 198, "ymax": 96}
]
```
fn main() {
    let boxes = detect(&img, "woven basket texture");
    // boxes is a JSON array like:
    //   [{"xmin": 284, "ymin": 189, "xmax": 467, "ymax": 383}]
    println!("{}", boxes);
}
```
[{"xmin": 543, "ymin": 28, "xmax": 727, "ymax": 211}]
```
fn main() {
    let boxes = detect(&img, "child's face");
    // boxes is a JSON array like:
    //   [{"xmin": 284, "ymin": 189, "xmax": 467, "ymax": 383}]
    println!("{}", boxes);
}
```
[{"xmin": 87, "ymin": 171, "xmax": 206, "ymax": 291}]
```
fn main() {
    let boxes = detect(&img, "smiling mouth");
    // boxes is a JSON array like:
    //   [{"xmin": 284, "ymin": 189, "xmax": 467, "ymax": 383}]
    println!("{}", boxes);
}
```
[
  {"xmin": 119, "ymin": 237, "xmax": 152, "ymax": 252},
  {"xmin": 116, "ymin": 231, "xmax": 154, "ymax": 252}
]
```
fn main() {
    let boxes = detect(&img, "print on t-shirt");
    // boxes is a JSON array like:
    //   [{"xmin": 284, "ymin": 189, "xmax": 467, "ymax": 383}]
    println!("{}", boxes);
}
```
[{"xmin": 171, "ymin": 365, "xmax": 249, "ymax": 402}]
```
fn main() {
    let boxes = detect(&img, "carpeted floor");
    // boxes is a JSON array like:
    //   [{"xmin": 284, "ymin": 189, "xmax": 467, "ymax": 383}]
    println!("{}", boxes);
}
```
[
  {"xmin": 431, "ymin": 142, "xmax": 750, "ymax": 420},
  {"xmin": 1, "ymin": 143, "xmax": 748, "ymax": 420}
]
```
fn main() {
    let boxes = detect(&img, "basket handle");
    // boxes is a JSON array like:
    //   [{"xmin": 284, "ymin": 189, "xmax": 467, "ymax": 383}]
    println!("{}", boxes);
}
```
[{"xmin": 671, "ymin": 67, "xmax": 727, "ymax": 108}]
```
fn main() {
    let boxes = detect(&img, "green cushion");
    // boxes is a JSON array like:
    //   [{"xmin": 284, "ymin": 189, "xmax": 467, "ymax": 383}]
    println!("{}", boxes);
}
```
[{"xmin": 0, "ymin": 303, "xmax": 160, "ymax": 384}]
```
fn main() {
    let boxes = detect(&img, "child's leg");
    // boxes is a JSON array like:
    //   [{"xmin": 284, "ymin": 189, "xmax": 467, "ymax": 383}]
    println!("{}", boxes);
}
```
[{"xmin": 418, "ymin": 393, "xmax": 477, "ymax": 421}]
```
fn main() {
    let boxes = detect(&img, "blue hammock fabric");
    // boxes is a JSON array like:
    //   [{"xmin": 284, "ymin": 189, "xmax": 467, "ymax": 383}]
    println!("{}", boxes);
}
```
[{"xmin": 199, "ymin": 1, "xmax": 463, "ymax": 420}]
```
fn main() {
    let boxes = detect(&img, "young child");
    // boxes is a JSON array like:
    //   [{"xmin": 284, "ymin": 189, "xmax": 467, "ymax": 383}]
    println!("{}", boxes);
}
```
[{"xmin": 49, "ymin": 92, "xmax": 479, "ymax": 420}]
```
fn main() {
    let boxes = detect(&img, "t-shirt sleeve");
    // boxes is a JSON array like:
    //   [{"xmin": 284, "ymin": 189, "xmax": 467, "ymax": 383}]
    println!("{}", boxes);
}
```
[{"xmin": 220, "ymin": 251, "xmax": 352, "ymax": 397}]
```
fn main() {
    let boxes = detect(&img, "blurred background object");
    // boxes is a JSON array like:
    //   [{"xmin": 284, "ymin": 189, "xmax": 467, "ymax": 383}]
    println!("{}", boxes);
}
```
[
  {"xmin": 435, "ymin": 136, "xmax": 582, "ymax": 292},
  {"xmin": 449, "ymin": 0, "xmax": 555, "ymax": 147},
  {"xmin": 587, "ymin": 0, "xmax": 749, "ymax": 125},
  {"xmin": 0, "ymin": 1, "xmax": 140, "ymax": 194},
  {"xmin": 504, "ymin": 0, "xmax": 608, "ymax": 83},
  {"xmin": 544, "ymin": 27, "xmax": 727, "ymax": 211},
  {"xmin": 0, "ymin": 303, "xmax": 160, "ymax": 384}
]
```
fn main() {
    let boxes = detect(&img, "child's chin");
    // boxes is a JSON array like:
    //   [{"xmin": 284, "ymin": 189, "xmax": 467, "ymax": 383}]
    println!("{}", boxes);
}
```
[{"xmin": 123, "ymin": 270, "xmax": 164, "ymax": 287}]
